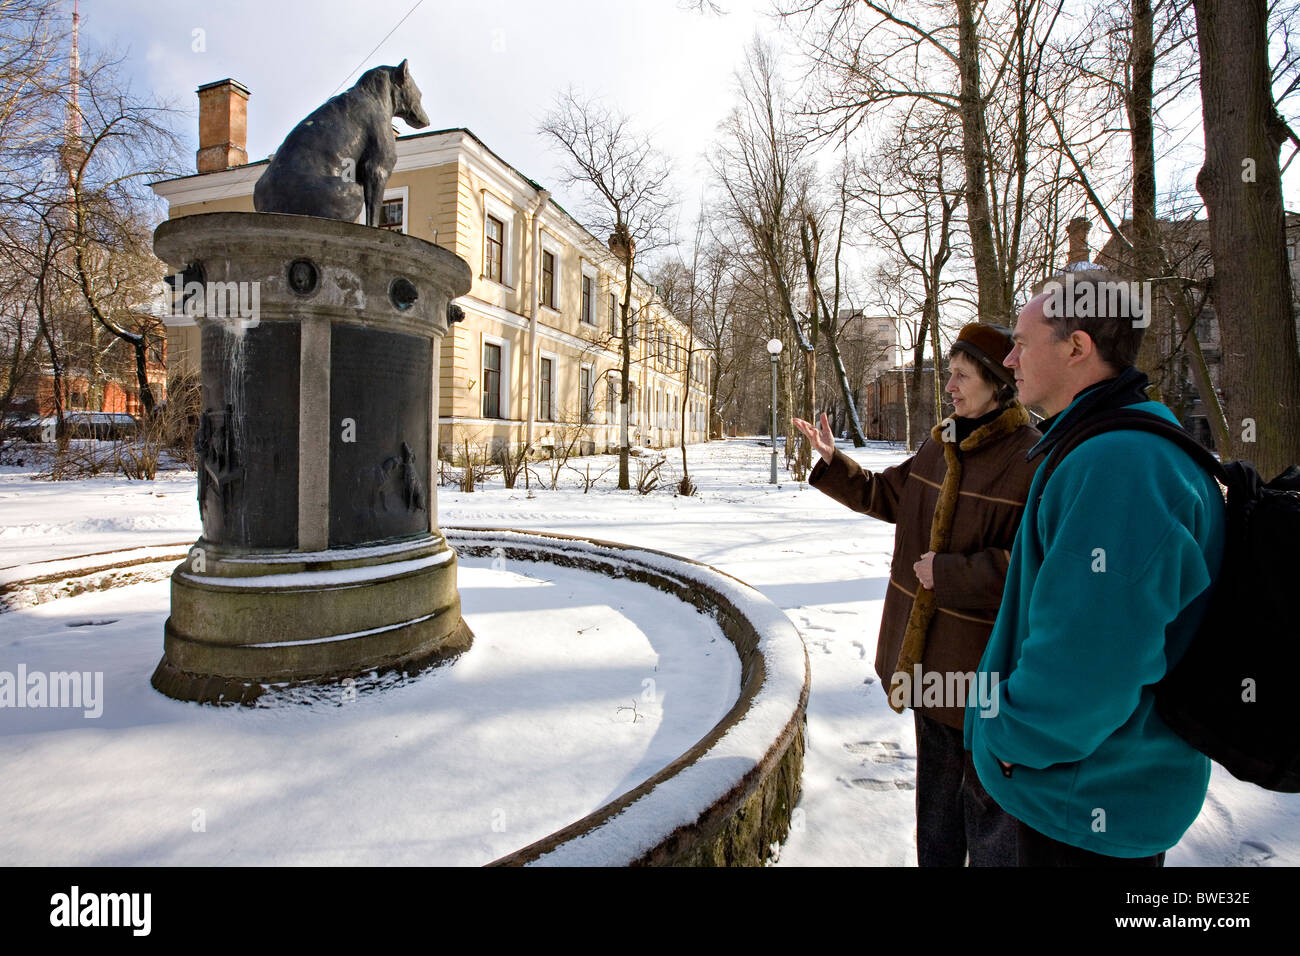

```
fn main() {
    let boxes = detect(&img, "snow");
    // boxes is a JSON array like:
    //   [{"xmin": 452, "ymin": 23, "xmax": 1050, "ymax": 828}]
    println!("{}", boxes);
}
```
[
  {"xmin": 0, "ymin": 560, "xmax": 740, "ymax": 865},
  {"xmin": 446, "ymin": 528, "xmax": 807, "ymax": 866},
  {"xmin": 2, "ymin": 437, "xmax": 1297, "ymax": 866},
  {"xmin": 177, "ymin": 549, "xmax": 453, "ymax": 589}
]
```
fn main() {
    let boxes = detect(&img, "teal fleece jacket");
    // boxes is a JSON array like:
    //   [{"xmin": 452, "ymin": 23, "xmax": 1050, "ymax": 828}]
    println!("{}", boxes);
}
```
[{"xmin": 963, "ymin": 396, "xmax": 1225, "ymax": 858}]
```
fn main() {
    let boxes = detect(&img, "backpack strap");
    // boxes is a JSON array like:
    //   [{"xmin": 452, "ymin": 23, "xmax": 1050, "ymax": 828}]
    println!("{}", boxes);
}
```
[{"xmin": 1038, "ymin": 408, "xmax": 1228, "ymax": 497}]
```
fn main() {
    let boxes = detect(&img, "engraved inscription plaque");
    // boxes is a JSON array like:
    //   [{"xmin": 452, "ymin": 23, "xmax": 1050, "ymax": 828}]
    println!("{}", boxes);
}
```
[
  {"xmin": 329, "ymin": 324, "xmax": 432, "ymax": 546},
  {"xmin": 198, "ymin": 321, "xmax": 300, "ymax": 548}
]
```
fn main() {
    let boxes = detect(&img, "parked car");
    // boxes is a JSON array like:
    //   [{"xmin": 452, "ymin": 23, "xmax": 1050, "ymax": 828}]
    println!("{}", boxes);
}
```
[
  {"xmin": 3, "ymin": 411, "xmax": 140, "ymax": 442},
  {"xmin": 6, "ymin": 415, "xmax": 56, "ymax": 442},
  {"xmin": 60, "ymin": 411, "xmax": 140, "ymax": 440}
]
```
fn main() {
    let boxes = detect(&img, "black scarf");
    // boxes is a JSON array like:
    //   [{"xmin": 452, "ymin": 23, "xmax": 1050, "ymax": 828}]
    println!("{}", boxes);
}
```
[
  {"xmin": 953, "ymin": 406, "xmax": 1004, "ymax": 451},
  {"xmin": 1026, "ymin": 365, "xmax": 1153, "ymax": 464}
]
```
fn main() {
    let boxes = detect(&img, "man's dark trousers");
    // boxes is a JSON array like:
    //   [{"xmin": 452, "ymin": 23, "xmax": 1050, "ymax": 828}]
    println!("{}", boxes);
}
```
[{"xmin": 1015, "ymin": 820, "xmax": 1166, "ymax": 867}]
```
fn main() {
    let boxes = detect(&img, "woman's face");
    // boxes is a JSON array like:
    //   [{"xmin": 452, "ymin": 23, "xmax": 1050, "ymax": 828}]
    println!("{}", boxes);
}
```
[{"xmin": 946, "ymin": 351, "xmax": 1000, "ymax": 418}]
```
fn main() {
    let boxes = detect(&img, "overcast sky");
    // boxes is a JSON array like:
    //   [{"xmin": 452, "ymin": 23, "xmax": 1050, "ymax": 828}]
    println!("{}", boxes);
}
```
[{"xmin": 82, "ymin": 0, "xmax": 777, "ymax": 231}]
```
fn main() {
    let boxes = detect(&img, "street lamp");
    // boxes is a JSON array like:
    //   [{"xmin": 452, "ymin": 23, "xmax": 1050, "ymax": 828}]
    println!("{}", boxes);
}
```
[{"xmin": 767, "ymin": 338, "xmax": 782, "ymax": 484}]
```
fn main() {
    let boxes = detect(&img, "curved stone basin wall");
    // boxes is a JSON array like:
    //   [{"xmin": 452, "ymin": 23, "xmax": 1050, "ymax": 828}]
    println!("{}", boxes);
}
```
[{"xmin": 446, "ymin": 528, "xmax": 809, "ymax": 867}]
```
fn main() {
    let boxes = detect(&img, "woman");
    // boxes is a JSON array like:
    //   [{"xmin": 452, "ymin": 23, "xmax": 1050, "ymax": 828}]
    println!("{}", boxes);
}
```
[{"xmin": 793, "ymin": 323, "xmax": 1040, "ymax": 866}]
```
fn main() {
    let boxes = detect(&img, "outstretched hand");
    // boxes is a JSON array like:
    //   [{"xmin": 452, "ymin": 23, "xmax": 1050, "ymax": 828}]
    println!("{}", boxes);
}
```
[{"xmin": 792, "ymin": 412, "xmax": 836, "ymax": 465}]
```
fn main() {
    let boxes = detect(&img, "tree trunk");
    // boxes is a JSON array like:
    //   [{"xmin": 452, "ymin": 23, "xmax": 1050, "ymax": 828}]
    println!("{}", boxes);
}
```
[
  {"xmin": 1165, "ymin": 278, "xmax": 1232, "ymax": 455},
  {"xmin": 825, "ymin": 332, "xmax": 865, "ymax": 445},
  {"xmin": 957, "ymin": 0, "xmax": 1007, "ymax": 325},
  {"xmin": 618, "ymin": 242, "xmax": 634, "ymax": 490},
  {"xmin": 930, "ymin": 309, "xmax": 943, "ymax": 424},
  {"xmin": 781, "ymin": 346, "xmax": 795, "ymax": 468},
  {"xmin": 906, "ymin": 315, "xmax": 928, "ymax": 451},
  {"xmin": 1128, "ymin": 0, "xmax": 1165, "ymax": 401},
  {"xmin": 1194, "ymin": 0, "xmax": 1300, "ymax": 477}
]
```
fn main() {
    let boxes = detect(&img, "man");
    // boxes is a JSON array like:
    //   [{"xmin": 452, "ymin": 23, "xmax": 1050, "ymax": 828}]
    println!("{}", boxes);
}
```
[{"xmin": 964, "ymin": 270, "xmax": 1226, "ymax": 866}]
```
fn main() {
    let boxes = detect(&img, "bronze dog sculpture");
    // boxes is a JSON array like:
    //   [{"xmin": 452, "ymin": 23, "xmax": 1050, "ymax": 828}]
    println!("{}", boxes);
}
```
[{"xmin": 253, "ymin": 60, "xmax": 429, "ymax": 226}]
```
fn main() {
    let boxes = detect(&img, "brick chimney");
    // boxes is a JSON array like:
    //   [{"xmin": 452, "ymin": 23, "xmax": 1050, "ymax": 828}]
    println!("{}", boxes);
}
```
[
  {"xmin": 196, "ymin": 79, "xmax": 250, "ymax": 174},
  {"xmin": 1065, "ymin": 216, "xmax": 1092, "ymax": 268}
]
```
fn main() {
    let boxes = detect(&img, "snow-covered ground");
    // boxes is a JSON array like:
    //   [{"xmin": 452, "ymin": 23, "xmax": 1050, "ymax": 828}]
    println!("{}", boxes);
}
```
[
  {"xmin": 0, "ymin": 560, "xmax": 738, "ymax": 865},
  {"xmin": 1, "ymin": 438, "xmax": 1295, "ymax": 866}
]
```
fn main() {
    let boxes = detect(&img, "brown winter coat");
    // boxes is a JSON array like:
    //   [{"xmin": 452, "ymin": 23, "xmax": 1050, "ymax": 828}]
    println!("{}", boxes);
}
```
[{"xmin": 808, "ymin": 405, "xmax": 1041, "ymax": 728}]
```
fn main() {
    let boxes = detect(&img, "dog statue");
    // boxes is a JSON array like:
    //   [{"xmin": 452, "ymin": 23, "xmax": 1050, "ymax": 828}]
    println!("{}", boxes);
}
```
[{"xmin": 253, "ymin": 60, "xmax": 430, "ymax": 227}]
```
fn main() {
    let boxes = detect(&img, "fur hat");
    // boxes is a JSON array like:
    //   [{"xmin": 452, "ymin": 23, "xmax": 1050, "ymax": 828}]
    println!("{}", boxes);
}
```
[{"xmin": 951, "ymin": 323, "xmax": 1016, "ymax": 388}]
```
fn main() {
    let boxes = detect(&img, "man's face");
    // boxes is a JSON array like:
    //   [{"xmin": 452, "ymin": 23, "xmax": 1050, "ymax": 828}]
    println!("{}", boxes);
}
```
[{"xmin": 1006, "ymin": 294, "xmax": 1071, "ymax": 414}]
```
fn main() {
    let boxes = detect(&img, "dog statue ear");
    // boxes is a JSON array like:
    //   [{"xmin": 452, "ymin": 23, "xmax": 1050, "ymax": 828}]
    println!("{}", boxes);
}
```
[{"xmin": 395, "ymin": 59, "xmax": 409, "ymax": 81}]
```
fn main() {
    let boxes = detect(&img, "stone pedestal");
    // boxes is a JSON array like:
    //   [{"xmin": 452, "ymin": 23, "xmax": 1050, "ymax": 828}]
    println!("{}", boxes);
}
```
[{"xmin": 151, "ymin": 212, "xmax": 472, "ymax": 703}]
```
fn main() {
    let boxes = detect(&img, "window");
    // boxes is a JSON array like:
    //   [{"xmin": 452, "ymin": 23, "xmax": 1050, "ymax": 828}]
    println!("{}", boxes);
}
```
[
  {"xmin": 629, "ymin": 384, "xmax": 638, "ymax": 425},
  {"xmin": 539, "ymin": 355, "xmax": 554, "ymax": 421},
  {"xmin": 580, "ymin": 365, "xmax": 593, "ymax": 423},
  {"xmin": 608, "ymin": 293, "xmax": 617, "ymax": 335},
  {"xmin": 485, "ymin": 215, "xmax": 504, "ymax": 282},
  {"xmin": 607, "ymin": 379, "xmax": 617, "ymax": 424},
  {"xmin": 482, "ymin": 342, "xmax": 502, "ymax": 419},
  {"xmin": 483, "ymin": 194, "xmax": 516, "ymax": 285},
  {"xmin": 581, "ymin": 275, "xmax": 594, "ymax": 325},
  {"xmin": 542, "ymin": 250, "xmax": 556, "ymax": 309},
  {"xmin": 378, "ymin": 197, "xmax": 404, "ymax": 231}
]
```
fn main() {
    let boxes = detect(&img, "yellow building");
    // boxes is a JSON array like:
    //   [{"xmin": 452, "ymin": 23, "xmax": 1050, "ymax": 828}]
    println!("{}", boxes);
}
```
[{"xmin": 152, "ymin": 79, "xmax": 711, "ymax": 462}]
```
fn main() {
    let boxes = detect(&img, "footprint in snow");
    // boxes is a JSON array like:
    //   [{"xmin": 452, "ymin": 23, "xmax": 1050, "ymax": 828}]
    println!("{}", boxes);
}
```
[
  {"xmin": 844, "ymin": 740, "xmax": 913, "ymax": 764},
  {"xmin": 797, "ymin": 615, "xmax": 832, "ymax": 632},
  {"xmin": 1234, "ymin": 840, "xmax": 1276, "ymax": 866},
  {"xmin": 840, "ymin": 776, "xmax": 915, "ymax": 792},
  {"xmin": 850, "ymin": 640, "xmax": 867, "ymax": 659}
]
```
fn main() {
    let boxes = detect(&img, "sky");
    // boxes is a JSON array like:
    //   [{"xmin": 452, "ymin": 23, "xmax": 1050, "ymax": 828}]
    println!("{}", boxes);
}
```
[
  {"xmin": 78, "ymin": 0, "xmax": 777, "ymax": 232},
  {"xmin": 70, "ymin": 0, "xmax": 1300, "ymax": 279}
]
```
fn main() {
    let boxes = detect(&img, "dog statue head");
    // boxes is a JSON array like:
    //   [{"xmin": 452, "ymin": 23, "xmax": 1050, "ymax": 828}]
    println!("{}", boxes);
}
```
[{"xmin": 389, "ymin": 59, "xmax": 430, "ymax": 130}]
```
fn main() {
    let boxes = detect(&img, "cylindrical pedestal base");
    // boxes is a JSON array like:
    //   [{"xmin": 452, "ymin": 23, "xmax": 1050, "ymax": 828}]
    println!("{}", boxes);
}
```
[{"xmin": 152, "ymin": 534, "xmax": 471, "ymax": 704}]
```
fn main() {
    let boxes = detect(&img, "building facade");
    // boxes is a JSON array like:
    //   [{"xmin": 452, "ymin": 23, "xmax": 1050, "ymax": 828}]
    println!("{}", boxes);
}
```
[{"xmin": 151, "ymin": 79, "xmax": 711, "ymax": 462}]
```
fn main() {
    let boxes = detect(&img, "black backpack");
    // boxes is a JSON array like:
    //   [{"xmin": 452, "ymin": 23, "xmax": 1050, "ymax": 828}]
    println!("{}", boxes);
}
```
[{"xmin": 1040, "ymin": 408, "xmax": 1300, "ymax": 792}]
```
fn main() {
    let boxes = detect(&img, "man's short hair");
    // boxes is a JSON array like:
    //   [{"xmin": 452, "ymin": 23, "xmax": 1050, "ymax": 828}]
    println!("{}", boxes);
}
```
[{"xmin": 1037, "ymin": 268, "xmax": 1146, "ymax": 370}]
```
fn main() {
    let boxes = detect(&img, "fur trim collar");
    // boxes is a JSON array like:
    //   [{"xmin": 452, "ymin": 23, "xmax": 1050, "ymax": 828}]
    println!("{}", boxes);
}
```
[{"xmin": 930, "ymin": 403, "xmax": 1030, "ymax": 453}]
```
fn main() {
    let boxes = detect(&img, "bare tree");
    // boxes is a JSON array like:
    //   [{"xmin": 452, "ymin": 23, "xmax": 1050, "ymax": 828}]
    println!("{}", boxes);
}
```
[
  {"xmin": 539, "ymin": 89, "xmax": 676, "ymax": 489},
  {"xmin": 781, "ymin": 0, "xmax": 1067, "ymax": 326},
  {"xmin": 1, "ymin": 4, "xmax": 179, "ymax": 433},
  {"xmin": 67, "ymin": 60, "xmax": 178, "ymax": 417},
  {"xmin": 799, "ymin": 145, "xmax": 868, "ymax": 446},
  {"xmin": 712, "ymin": 35, "xmax": 817, "ymax": 473},
  {"xmin": 856, "ymin": 109, "xmax": 963, "ymax": 449}
]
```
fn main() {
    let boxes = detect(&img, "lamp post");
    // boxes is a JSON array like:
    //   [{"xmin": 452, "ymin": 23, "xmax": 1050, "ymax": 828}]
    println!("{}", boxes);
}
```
[{"xmin": 766, "ymin": 338, "xmax": 782, "ymax": 484}]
